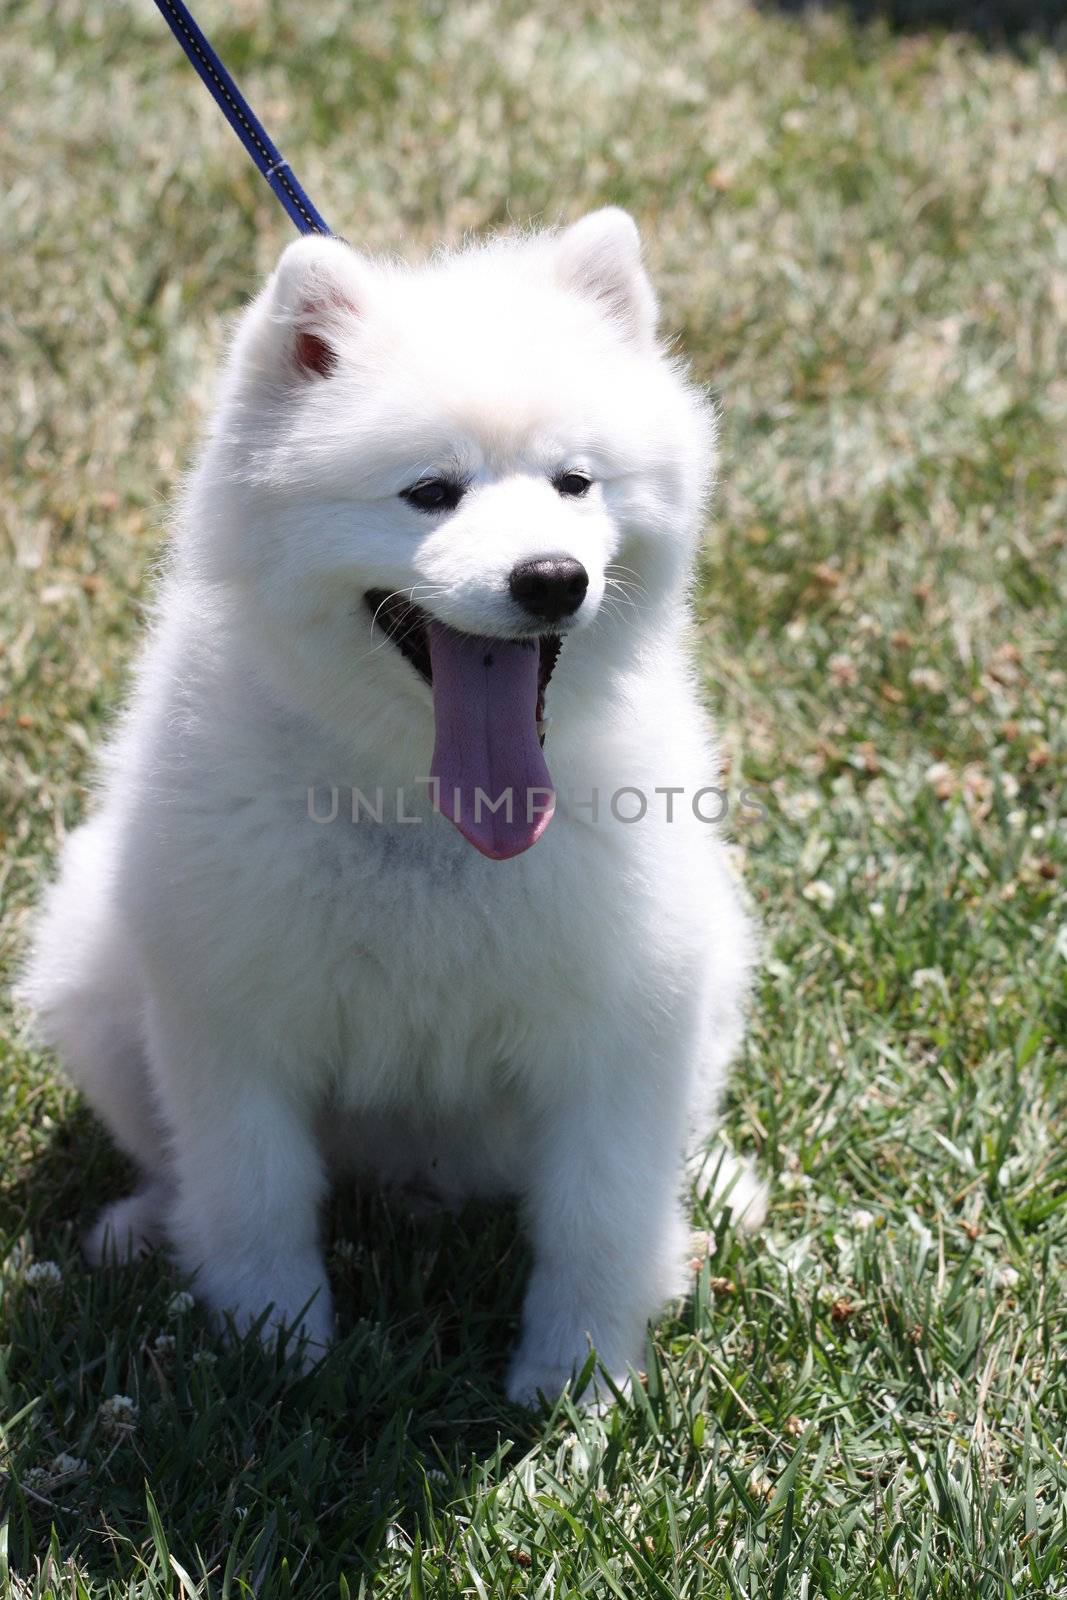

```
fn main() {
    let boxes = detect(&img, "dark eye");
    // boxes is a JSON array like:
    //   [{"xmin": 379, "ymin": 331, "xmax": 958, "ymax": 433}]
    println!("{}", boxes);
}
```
[
  {"xmin": 401, "ymin": 478, "xmax": 465, "ymax": 513},
  {"xmin": 555, "ymin": 471, "xmax": 592, "ymax": 498}
]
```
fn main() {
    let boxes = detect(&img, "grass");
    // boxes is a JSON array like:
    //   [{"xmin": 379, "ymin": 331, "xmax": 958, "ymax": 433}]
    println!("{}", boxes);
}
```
[{"xmin": 2, "ymin": 0, "xmax": 1066, "ymax": 1594}]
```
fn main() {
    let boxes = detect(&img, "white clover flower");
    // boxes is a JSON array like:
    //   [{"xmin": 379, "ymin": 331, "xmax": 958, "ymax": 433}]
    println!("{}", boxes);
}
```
[
  {"xmin": 828, "ymin": 653, "xmax": 858, "ymax": 686},
  {"xmin": 50, "ymin": 1453, "xmax": 88, "ymax": 1479},
  {"xmin": 153, "ymin": 1333, "xmax": 177, "ymax": 1357},
  {"xmin": 869, "ymin": 901, "xmax": 885, "ymax": 921},
  {"xmin": 993, "ymin": 1265, "xmax": 1021, "ymax": 1291},
  {"xmin": 191, "ymin": 1349, "xmax": 218, "ymax": 1368},
  {"xmin": 167, "ymin": 1291, "xmax": 195, "ymax": 1317},
  {"xmin": 802, "ymin": 879, "xmax": 836, "ymax": 909},
  {"xmin": 1007, "ymin": 809, "xmax": 1027, "ymax": 830},
  {"xmin": 851, "ymin": 1209, "xmax": 876, "ymax": 1231},
  {"xmin": 98, "ymin": 1394, "xmax": 138, "ymax": 1434},
  {"xmin": 912, "ymin": 967, "xmax": 944, "ymax": 990},
  {"xmin": 782, "ymin": 790, "xmax": 819, "ymax": 823},
  {"xmin": 909, "ymin": 667, "xmax": 943, "ymax": 693},
  {"xmin": 926, "ymin": 761, "xmax": 954, "ymax": 799},
  {"xmin": 24, "ymin": 1260, "xmax": 63, "ymax": 1290}
]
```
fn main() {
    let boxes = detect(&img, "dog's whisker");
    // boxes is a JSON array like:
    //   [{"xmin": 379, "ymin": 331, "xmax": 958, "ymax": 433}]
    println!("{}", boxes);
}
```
[
  {"xmin": 604, "ymin": 565, "xmax": 649, "ymax": 601},
  {"xmin": 351, "ymin": 585, "xmax": 447, "ymax": 674},
  {"xmin": 604, "ymin": 579, "xmax": 639, "ymax": 612},
  {"xmin": 604, "ymin": 562, "xmax": 647, "ymax": 586},
  {"xmin": 590, "ymin": 598, "xmax": 626, "ymax": 634}
]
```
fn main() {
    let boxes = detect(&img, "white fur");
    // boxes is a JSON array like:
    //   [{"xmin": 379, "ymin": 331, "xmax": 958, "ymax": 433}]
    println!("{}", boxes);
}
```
[{"xmin": 20, "ymin": 210, "xmax": 760, "ymax": 1404}]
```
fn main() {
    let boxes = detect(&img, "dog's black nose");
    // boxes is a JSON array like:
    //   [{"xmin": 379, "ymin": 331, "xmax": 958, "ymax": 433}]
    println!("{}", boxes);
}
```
[{"xmin": 509, "ymin": 556, "xmax": 589, "ymax": 622}]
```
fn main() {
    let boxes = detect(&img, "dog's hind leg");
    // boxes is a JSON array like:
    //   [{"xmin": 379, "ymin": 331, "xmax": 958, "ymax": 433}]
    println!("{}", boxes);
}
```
[
  {"xmin": 20, "ymin": 817, "xmax": 174, "ymax": 1258},
  {"xmin": 84, "ymin": 1178, "xmax": 172, "ymax": 1264},
  {"xmin": 63, "ymin": 994, "xmax": 174, "ymax": 1264},
  {"xmin": 684, "ymin": 954, "xmax": 767, "ymax": 1234}
]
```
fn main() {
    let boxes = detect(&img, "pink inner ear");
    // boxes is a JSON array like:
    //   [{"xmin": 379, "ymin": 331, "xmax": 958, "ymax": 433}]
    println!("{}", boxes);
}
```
[
  {"xmin": 294, "ymin": 327, "xmax": 337, "ymax": 379},
  {"xmin": 293, "ymin": 290, "xmax": 357, "ymax": 380}
]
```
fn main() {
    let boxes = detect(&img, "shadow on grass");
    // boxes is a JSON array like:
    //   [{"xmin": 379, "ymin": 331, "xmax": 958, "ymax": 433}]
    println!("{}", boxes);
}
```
[
  {"xmin": 2, "ymin": 1113, "xmax": 542, "ymax": 1590},
  {"xmin": 760, "ymin": 0, "xmax": 1065, "ymax": 46},
  {"xmin": 0, "ymin": 1099, "xmax": 130, "ymax": 1243}
]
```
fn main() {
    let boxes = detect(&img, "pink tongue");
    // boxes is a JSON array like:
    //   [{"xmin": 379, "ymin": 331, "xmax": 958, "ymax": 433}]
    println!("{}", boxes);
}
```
[{"xmin": 428, "ymin": 622, "xmax": 555, "ymax": 860}]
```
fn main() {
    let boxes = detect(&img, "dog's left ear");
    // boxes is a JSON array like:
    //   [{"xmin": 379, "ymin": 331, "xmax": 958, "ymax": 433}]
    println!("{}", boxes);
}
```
[
  {"xmin": 553, "ymin": 208, "xmax": 658, "ymax": 348},
  {"xmin": 265, "ymin": 235, "xmax": 375, "ymax": 381}
]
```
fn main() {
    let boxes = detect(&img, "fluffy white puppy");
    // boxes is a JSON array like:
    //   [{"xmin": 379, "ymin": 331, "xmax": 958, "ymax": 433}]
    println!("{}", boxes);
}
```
[{"xmin": 21, "ymin": 209, "xmax": 763, "ymax": 1404}]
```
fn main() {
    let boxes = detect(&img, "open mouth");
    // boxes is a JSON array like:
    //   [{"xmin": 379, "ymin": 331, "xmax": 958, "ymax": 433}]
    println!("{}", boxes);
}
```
[
  {"xmin": 365, "ymin": 590, "xmax": 563, "ymax": 860},
  {"xmin": 365, "ymin": 591, "xmax": 561, "ymax": 734}
]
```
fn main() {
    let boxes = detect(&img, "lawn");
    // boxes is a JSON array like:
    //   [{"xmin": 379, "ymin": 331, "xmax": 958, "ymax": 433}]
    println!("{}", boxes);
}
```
[{"xmin": 2, "ymin": 0, "xmax": 1066, "ymax": 1595}]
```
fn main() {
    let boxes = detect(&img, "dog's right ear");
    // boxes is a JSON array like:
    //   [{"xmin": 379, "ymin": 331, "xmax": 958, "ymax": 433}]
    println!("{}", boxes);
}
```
[{"xmin": 264, "ymin": 236, "xmax": 374, "ymax": 382}]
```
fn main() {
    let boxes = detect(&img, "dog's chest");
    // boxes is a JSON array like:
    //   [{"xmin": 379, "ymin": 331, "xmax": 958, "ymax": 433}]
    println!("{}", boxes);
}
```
[{"xmin": 298, "ymin": 812, "xmax": 579, "ymax": 1101}]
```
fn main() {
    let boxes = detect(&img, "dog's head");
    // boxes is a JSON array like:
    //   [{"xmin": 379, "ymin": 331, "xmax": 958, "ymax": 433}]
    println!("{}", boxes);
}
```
[{"xmin": 188, "ymin": 211, "xmax": 715, "ymax": 857}]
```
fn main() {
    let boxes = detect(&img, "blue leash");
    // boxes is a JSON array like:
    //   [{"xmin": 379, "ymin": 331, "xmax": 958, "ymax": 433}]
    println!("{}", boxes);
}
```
[{"xmin": 151, "ymin": 0, "xmax": 332, "ymax": 237}]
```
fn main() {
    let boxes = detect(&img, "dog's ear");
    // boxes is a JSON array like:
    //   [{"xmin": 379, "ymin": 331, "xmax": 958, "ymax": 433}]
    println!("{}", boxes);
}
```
[
  {"xmin": 553, "ymin": 208, "xmax": 658, "ymax": 348},
  {"xmin": 265, "ymin": 236, "xmax": 373, "ymax": 381}
]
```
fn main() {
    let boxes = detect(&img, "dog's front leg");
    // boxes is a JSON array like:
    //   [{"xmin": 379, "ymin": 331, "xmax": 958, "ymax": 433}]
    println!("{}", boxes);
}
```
[
  {"xmin": 148, "ymin": 1007, "xmax": 333, "ymax": 1357},
  {"xmin": 507, "ymin": 1021, "xmax": 692, "ymax": 1407}
]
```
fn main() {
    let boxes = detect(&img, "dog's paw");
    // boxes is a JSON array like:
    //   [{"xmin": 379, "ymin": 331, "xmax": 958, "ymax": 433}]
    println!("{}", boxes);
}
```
[
  {"xmin": 286, "ymin": 1297, "xmax": 335, "ymax": 1365},
  {"xmin": 84, "ymin": 1186, "xmax": 168, "ymax": 1266},
  {"xmin": 506, "ymin": 1355, "xmax": 579, "ymax": 1409},
  {"xmin": 505, "ymin": 1347, "xmax": 631, "ymax": 1411},
  {"xmin": 264, "ymin": 1308, "xmax": 334, "ymax": 1372},
  {"xmin": 690, "ymin": 1147, "xmax": 768, "ymax": 1233},
  {"xmin": 212, "ymin": 1271, "xmax": 335, "ymax": 1369},
  {"xmin": 506, "ymin": 1353, "xmax": 567, "ymax": 1409}
]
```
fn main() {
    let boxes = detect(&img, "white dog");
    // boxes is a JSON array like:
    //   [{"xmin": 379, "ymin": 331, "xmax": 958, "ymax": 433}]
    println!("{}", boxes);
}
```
[{"xmin": 21, "ymin": 209, "xmax": 763, "ymax": 1404}]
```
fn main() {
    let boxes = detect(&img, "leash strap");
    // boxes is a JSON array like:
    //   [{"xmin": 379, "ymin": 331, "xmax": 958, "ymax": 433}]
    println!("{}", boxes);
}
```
[{"xmin": 152, "ymin": 0, "xmax": 332, "ymax": 236}]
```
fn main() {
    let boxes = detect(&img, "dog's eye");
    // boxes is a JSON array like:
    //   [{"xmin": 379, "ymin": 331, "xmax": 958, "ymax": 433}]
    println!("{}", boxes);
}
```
[
  {"xmin": 555, "ymin": 471, "xmax": 592, "ymax": 499},
  {"xmin": 401, "ymin": 478, "xmax": 464, "ymax": 513}
]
